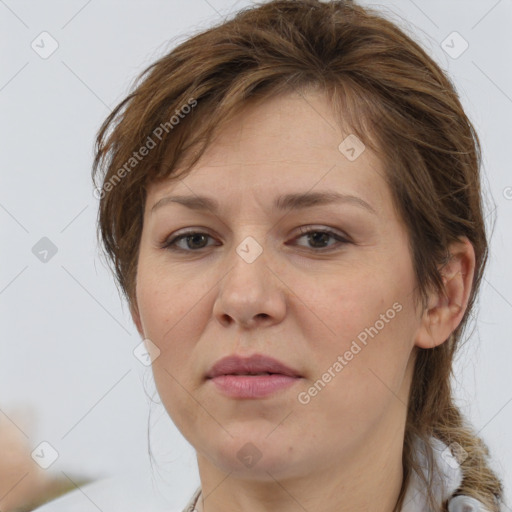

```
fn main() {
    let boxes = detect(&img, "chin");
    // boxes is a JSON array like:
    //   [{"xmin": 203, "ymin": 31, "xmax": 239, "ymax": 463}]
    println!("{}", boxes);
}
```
[{"xmin": 201, "ymin": 433, "xmax": 306, "ymax": 480}]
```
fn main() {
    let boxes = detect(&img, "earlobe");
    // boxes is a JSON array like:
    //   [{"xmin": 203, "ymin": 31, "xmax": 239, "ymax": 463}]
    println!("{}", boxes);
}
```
[{"xmin": 414, "ymin": 237, "xmax": 476, "ymax": 350}]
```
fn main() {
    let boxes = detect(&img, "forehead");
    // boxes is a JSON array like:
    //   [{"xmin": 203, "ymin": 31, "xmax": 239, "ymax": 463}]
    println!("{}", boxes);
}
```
[{"xmin": 147, "ymin": 91, "xmax": 390, "ymax": 216}]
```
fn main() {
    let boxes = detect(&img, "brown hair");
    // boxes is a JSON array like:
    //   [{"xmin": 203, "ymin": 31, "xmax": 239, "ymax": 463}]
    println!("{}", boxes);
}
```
[{"xmin": 92, "ymin": 1, "xmax": 503, "ymax": 509}]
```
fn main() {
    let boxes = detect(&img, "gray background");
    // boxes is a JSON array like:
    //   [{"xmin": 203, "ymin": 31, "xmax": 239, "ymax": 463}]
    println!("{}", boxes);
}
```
[{"xmin": 1, "ymin": 0, "xmax": 511, "ymax": 509}]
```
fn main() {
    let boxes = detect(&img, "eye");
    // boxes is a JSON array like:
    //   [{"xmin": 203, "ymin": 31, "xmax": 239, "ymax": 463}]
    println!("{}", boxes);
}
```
[
  {"xmin": 162, "ymin": 231, "xmax": 218, "ymax": 251},
  {"xmin": 162, "ymin": 226, "xmax": 350, "ymax": 252},
  {"xmin": 292, "ymin": 226, "xmax": 350, "ymax": 251}
]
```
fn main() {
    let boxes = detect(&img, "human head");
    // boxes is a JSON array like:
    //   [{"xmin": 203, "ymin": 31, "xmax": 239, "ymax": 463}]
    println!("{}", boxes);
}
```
[{"xmin": 93, "ymin": 1, "xmax": 502, "ymax": 509}]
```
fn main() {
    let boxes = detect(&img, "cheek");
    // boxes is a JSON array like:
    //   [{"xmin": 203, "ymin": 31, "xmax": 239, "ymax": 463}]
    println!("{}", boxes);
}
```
[
  {"xmin": 300, "ymin": 263, "xmax": 411, "ymax": 348},
  {"xmin": 135, "ymin": 262, "xmax": 200, "ymax": 371},
  {"xmin": 298, "ymin": 311, "xmax": 416, "ymax": 440},
  {"xmin": 300, "ymin": 264, "xmax": 417, "ymax": 403},
  {"xmin": 135, "ymin": 267, "xmax": 207, "ymax": 435}
]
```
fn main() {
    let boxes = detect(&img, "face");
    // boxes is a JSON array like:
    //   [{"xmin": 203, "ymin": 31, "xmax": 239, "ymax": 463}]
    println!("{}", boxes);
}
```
[{"xmin": 132, "ymin": 90, "xmax": 424, "ymax": 481}]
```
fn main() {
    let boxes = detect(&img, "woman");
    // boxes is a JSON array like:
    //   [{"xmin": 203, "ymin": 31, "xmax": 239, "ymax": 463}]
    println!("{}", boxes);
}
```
[{"xmin": 36, "ymin": 0, "xmax": 505, "ymax": 510}]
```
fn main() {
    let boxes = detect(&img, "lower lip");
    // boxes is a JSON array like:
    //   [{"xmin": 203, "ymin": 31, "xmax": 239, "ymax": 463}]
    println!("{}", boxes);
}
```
[{"xmin": 208, "ymin": 374, "xmax": 300, "ymax": 398}]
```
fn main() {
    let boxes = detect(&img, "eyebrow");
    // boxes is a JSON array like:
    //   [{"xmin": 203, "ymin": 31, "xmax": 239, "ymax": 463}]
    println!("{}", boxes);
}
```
[{"xmin": 151, "ymin": 191, "xmax": 376, "ymax": 215}]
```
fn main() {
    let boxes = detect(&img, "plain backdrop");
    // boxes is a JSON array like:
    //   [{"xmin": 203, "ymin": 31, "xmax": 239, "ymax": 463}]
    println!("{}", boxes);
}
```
[{"xmin": 1, "ymin": 0, "xmax": 511, "ymax": 509}]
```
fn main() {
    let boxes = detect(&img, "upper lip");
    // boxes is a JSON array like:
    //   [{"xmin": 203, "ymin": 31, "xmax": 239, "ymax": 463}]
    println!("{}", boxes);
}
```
[{"xmin": 206, "ymin": 354, "xmax": 302, "ymax": 378}]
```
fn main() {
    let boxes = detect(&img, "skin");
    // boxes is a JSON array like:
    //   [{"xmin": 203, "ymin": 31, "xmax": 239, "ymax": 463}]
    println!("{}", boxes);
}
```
[{"xmin": 131, "ymin": 90, "xmax": 475, "ymax": 512}]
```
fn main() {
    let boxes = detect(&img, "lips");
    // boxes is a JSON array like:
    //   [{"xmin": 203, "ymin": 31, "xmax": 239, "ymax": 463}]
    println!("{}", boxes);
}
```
[
  {"xmin": 206, "ymin": 354, "xmax": 302, "ymax": 399},
  {"xmin": 206, "ymin": 353, "xmax": 301, "ymax": 379}
]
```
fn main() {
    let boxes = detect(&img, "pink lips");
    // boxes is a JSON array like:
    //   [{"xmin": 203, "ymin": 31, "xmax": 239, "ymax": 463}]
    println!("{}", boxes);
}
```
[{"xmin": 206, "ymin": 354, "xmax": 302, "ymax": 399}]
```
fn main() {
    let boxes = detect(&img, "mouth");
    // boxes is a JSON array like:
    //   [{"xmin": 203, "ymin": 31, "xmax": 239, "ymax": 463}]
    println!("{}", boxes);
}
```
[
  {"xmin": 206, "ymin": 353, "xmax": 302, "ymax": 379},
  {"xmin": 206, "ymin": 354, "xmax": 302, "ymax": 399}
]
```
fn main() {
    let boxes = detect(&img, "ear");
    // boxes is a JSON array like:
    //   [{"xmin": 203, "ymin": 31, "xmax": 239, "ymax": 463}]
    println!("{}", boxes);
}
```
[
  {"xmin": 414, "ymin": 237, "xmax": 476, "ymax": 349},
  {"xmin": 130, "ymin": 301, "xmax": 145, "ymax": 338}
]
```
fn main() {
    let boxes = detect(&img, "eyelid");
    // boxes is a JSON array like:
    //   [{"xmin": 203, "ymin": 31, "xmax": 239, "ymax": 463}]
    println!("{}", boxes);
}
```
[
  {"xmin": 160, "ymin": 228, "xmax": 217, "ymax": 249},
  {"xmin": 296, "ymin": 225, "xmax": 351, "ymax": 241},
  {"xmin": 161, "ymin": 225, "xmax": 352, "ymax": 252}
]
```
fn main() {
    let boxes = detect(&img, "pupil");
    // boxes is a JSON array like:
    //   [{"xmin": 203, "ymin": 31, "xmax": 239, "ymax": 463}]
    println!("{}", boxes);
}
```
[
  {"xmin": 309, "ymin": 232, "xmax": 328, "ymax": 247},
  {"xmin": 189, "ymin": 234, "xmax": 206, "ymax": 249}
]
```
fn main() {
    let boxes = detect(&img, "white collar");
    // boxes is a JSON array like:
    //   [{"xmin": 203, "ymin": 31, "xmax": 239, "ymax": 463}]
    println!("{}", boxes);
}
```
[{"xmin": 401, "ymin": 436, "xmax": 490, "ymax": 512}]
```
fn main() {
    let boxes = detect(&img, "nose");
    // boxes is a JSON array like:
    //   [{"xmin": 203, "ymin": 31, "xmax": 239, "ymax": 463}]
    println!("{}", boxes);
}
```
[{"xmin": 212, "ymin": 237, "xmax": 287, "ymax": 330}]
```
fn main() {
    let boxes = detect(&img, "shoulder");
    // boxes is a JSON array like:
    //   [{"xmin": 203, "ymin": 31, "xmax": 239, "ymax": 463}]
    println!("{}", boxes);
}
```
[{"xmin": 31, "ymin": 472, "xmax": 186, "ymax": 512}]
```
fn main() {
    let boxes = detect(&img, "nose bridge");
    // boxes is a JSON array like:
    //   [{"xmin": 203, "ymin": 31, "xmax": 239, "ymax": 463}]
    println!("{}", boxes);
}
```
[
  {"xmin": 213, "ymin": 230, "xmax": 286, "ymax": 328},
  {"xmin": 225, "ymin": 232, "xmax": 268, "ymax": 298}
]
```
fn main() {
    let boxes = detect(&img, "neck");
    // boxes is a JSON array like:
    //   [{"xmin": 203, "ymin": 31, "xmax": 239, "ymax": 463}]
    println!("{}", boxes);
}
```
[{"xmin": 194, "ymin": 424, "xmax": 405, "ymax": 512}]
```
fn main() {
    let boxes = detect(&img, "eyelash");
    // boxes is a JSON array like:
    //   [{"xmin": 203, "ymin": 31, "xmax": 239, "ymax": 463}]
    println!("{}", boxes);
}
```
[{"xmin": 161, "ymin": 226, "xmax": 351, "ymax": 253}]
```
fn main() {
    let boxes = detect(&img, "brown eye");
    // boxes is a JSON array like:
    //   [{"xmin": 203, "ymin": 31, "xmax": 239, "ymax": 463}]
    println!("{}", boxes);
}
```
[
  {"xmin": 294, "ymin": 227, "xmax": 350, "ymax": 250},
  {"xmin": 163, "ymin": 231, "xmax": 216, "ymax": 251}
]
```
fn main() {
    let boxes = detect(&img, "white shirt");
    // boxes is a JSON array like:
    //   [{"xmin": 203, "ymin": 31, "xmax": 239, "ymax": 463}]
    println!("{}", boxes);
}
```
[{"xmin": 33, "ymin": 437, "xmax": 491, "ymax": 512}]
